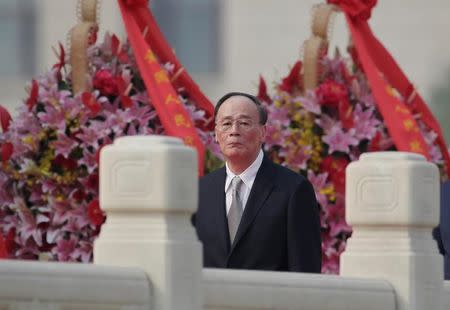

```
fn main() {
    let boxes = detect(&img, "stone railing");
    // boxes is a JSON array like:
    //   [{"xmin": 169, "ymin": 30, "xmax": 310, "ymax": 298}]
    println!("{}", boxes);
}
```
[
  {"xmin": 203, "ymin": 269, "xmax": 395, "ymax": 310},
  {"xmin": 0, "ymin": 260, "xmax": 151, "ymax": 309},
  {"xmin": 0, "ymin": 136, "xmax": 449, "ymax": 310}
]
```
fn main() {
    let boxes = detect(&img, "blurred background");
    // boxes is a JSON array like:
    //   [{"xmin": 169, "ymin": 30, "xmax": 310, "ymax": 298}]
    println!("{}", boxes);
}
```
[{"xmin": 1, "ymin": 0, "xmax": 449, "ymax": 140}]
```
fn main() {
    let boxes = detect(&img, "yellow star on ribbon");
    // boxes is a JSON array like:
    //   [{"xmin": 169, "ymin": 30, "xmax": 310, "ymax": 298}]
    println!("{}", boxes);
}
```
[
  {"xmin": 144, "ymin": 49, "xmax": 156, "ymax": 64},
  {"xmin": 154, "ymin": 70, "xmax": 169, "ymax": 84},
  {"xmin": 174, "ymin": 114, "xmax": 191, "ymax": 128},
  {"xmin": 410, "ymin": 140, "xmax": 423, "ymax": 153},
  {"xmin": 165, "ymin": 94, "xmax": 180, "ymax": 105}
]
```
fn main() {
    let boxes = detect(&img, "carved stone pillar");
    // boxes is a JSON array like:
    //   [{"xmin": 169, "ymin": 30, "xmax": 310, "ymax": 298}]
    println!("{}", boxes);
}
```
[
  {"xmin": 341, "ymin": 152, "xmax": 443, "ymax": 310},
  {"xmin": 94, "ymin": 136, "xmax": 202, "ymax": 310}
]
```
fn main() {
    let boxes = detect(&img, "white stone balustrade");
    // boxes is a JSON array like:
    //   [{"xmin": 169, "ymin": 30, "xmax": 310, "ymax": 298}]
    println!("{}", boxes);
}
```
[
  {"xmin": 0, "ymin": 260, "xmax": 151, "ymax": 309},
  {"xmin": 445, "ymin": 282, "xmax": 450, "ymax": 307},
  {"xmin": 203, "ymin": 268, "xmax": 395, "ymax": 310},
  {"xmin": 95, "ymin": 136, "xmax": 202, "ymax": 310},
  {"xmin": 1, "ymin": 145, "xmax": 450, "ymax": 310},
  {"xmin": 342, "ymin": 152, "xmax": 444, "ymax": 310}
]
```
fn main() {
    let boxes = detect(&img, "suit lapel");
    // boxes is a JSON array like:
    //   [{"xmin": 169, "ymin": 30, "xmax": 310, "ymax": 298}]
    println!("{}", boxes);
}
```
[
  {"xmin": 229, "ymin": 157, "xmax": 275, "ymax": 253},
  {"xmin": 211, "ymin": 167, "xmax": 231, "ymax": 254}
]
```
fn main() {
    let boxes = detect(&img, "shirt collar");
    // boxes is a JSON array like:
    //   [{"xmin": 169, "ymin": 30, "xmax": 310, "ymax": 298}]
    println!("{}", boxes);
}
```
[{"xmin": 225, "ymin": 149, "xmax": 264, "ymax": 192}]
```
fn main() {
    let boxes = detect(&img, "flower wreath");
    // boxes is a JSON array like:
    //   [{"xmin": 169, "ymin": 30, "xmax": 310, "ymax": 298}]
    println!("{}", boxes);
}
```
[
  {"xmin": 0, "ymin": 32, "xmax": 216, "ymax": 261},
  {"xmin": 254, "ymin": 49, "xmax": 446, "ymax": 274}
]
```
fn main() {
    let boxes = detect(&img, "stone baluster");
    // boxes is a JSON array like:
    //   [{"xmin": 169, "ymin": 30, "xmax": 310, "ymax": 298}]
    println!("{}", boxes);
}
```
[
  {"xmin": 341, "ymin": 152, "xmax": 443, "ymax": 310},
  {"xmin": 94, "ymin": 136, "xmax": 202, "ymax": 310}
]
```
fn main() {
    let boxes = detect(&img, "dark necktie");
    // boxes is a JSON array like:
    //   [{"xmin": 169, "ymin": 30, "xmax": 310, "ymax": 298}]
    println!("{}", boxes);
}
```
[{"xmin": 228, "ymin": 176, "xmax": 243, "ymax": 244}]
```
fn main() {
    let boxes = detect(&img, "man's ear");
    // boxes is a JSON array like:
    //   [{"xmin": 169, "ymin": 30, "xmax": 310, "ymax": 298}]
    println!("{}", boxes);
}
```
[{"xmin": 260, "ymin": 124, "xmax": 267, "ymax": 140}]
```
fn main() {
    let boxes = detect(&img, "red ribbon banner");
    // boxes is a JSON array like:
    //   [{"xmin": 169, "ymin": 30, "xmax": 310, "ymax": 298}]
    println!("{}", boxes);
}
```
[
  {"xmin": 121, "ymin": 1, "xmax": 215, "ymax": 131},
  {"xmin": 118, "ymin": 0, "xmax": 206, "ymax": 175},
  {"xmin": 330, "ymin": 0, "xmax": 450, "ymax": 176}
]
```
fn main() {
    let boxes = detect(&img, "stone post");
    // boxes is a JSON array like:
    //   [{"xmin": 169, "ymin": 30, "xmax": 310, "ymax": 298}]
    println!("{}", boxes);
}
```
[
  {"xmin": 94, "ymin": 136, "xmax": 202, "ymax": 310},
  {"xmin": 341, "ymin": 152, "xmax": 443, "ymax": 310}
]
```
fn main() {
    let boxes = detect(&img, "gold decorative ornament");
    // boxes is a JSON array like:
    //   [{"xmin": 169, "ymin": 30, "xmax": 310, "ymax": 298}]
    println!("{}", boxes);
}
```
[
  {"xmin": 303, "ymin": 3, "xmax": 338, "ymax": 90},
  {"xmin": 70, "ymin": 0, "xmax": 100, "ymax": 94}
]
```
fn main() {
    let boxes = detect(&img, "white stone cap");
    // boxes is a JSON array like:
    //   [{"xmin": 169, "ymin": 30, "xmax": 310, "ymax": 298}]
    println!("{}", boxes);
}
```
[
  {"xmin": 359, "ymin": 151, "xmax": 424, "ymax": 161},
  {"xmin": 114, "ymin": 135, "xmax": 182, "ymax": 147},
  {"xmin": 346, "ymin": 151, "xmax": 439, "ymax": 226},
  {"xmin": 100, "ymin": 135, "xmax": 198, "ymax": 212}
]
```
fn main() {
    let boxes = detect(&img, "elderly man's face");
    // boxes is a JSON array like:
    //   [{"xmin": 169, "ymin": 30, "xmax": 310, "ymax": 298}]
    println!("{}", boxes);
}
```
[{"xmin": 215, "ymin": 96, "xmax": 266, "ymax": 165}]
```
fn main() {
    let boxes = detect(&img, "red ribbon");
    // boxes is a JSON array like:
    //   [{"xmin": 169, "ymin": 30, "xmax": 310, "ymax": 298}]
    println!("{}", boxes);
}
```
[
  {"xmin": 118, "ymin": 0, "xmax": 206, "ymax": 175},
  {"xmin": 334, "ymin": 2, "xmax": 450, "ymax": 176},
  {"xmin": 356, "ymin": 22, "xmax": 449, "ymax": 165},
  {"xmin": 126, "ymin": 5, "xmax": 215, "ymax": 130},
  {"xmin": 328, "ymin": 0, "xmax": 377, "ymax": 21}
]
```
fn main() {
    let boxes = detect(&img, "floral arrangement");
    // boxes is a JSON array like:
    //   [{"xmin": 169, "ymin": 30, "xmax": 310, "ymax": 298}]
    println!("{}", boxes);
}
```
[
  {"xmin": 0, "ymin": 33, "xmax": 215, "ymax": 261},
  {"xmin": 256, "ymin": 48, "xmax": 446, "ymax": 274}
]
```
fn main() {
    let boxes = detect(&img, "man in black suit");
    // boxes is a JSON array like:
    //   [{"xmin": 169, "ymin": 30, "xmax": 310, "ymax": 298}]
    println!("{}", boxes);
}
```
[
  {"xmin": 433, "ymin": 181, "xmax": 450, "ymax": 279},
  {"xmin": 193, "ymin": 92, "xmax": 322, "ymax": 272}
]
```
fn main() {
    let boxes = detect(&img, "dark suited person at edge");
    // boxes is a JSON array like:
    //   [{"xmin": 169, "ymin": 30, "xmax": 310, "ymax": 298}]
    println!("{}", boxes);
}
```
[{"xmin": 192, "ymin": 92, "xmax": 322, "ymax": 272}]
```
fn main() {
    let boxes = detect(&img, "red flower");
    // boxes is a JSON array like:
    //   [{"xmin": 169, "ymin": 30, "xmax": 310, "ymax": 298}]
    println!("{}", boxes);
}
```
[
  {"xmin": 118, "ymin": 50, "xmax": 130, "ymax": 63},
  {"xmin": 120, "ymin": 95, "xmax": 133, "ymax": 109},
  {"xmin": 38, "ymin": 234, "xmax": 55, "ymax": 252},
  {"xmin": 52, "ymin": 42, "xmax": 65, "ymax": 81},
  {"xmin": 0, "ymin": 234, "xmax": 7, "ymax": 258},
  {"xmin": 328, "ymin": 0, "xmax": 377, "ymax": 21},
  {"xmin": 72, "ymin": 189, "xmax": 86, "ymax": 202},
  {"xmin": 92, "ymin": 69, "xmax": 121, "ymax": 96},
  {"xmin": 109, "ymin": 34, "xmax": 129, "ymax": 63},
  {"xmin": 95, "ymin": 144, "xmax": 107, "ymax": 165},
  {"xmin": 368, "ymin": 132, "xmax": 394, "ymax": 152},
  {"xmin": 368, "ymin": 131, "xmax": 381, "ymax": 152},
  {"xmin": 316, "ymin": 80, "xmax": 348, "ymax": 106},
  {"xmin": 52, "ymin": 154, "xmax": 65, "ymax": 167},
  {"xmin": 0, "ymin": 105, "xmax": 11, "ymax": 132},
  {"xmin": 320, "ymin": 155, "xmax": 349, "ymax": 193},
  {"xmin": 338, "ymin": 99, "xmax": 354, "ymax": 129},
  {"xmin": 87, "ymin": 199, "xmax": 105, "ymax": 226},
  {"xmin": 26, "ymin": 79, "xmax": 39, "ymax": 111},
  {"xmin": 257, "ymin": 75, "xmax": 272, "ymax": 103},
  {"xmin": 111, "ymin": 34, "xmax": 121, "ymax": 56},
  {"xmin": 52, "ymin": 154, "xmax": 78, "ymax": 170},
  {"xmin": 87, "ymin": 173, "xmax": 99, "ymax": 190},
  {"xmin": 279, "ymin": 61, "xmax": 302, "ymax": 93},
  {"xmin": 81, "ymin": 92, "xmax": 101, "ymax": 115},
  {"xmin": 1, "ymin": 142, "xmax": 13, "ymax": 162},
  {"xmin": 4, "ymin": 228, "xmax": 16, "ymax": 257}
]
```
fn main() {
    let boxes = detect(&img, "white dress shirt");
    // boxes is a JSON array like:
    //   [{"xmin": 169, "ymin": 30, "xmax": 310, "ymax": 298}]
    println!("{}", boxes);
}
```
[{"xmin": 225, "ymin": 150, "xmax": 264, "ymax": 215}]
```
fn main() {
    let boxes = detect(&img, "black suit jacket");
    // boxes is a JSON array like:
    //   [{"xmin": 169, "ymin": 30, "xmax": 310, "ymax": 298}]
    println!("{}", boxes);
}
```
[
  {"xmin": 193, "ymin": 156, "xmax": 322, "ymax": 272},
  {"xmin": 434, "ymin": 181, "xmax": 450, "ymax": 279}
]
